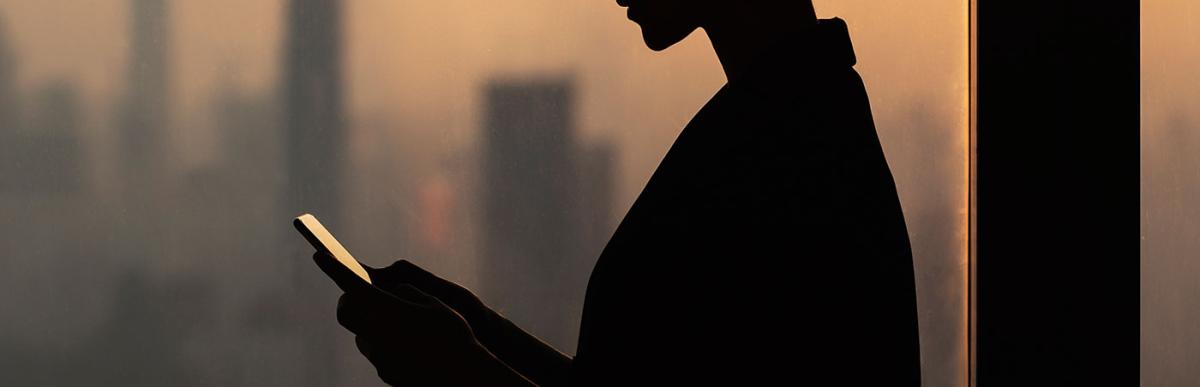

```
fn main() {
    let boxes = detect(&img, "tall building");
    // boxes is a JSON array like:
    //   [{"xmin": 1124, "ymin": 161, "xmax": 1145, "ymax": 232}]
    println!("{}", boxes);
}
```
[
  {"xmin": 118, "ymin": 0, "xmax": 171, "ymax": 185},
  {"xmin": 0, "ymin": 12, "xmax": 14, "ymax": 126},
  {"xmin": 282, "ymin": 1, "xmax": 347, "ymax": 385},
  {"xmin": 0, "ymin": 13, "xmax": 20, "ymax": 192},
  {"xmin": 25, "ymin": 82, "xmax": 84, "ymax": 194},
  {"xmin": 0, "ymin": 12, "xmax": 18, "ymax": 290},
  {"xmin": 283, "ymin": 0, "xmax": 345, "ymax": 224},
  {"xmin": 481, "ymin": 77, "xmax": 617, "ymax": 352},
  {"xmin": 107, "ymin": 0, "xmax": 173, "ymax": 276}
]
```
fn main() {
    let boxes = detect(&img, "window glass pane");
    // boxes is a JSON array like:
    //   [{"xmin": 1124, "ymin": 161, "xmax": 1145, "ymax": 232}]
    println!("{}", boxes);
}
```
[
  {"xmin": 816, "ymin": 2, "xmax": 969, "ymax": 386},
  {"xmin": 1142, "ymin": 1, "xmax": 1199, "ymax": 385},
  {"xmin": 0, "ymin": 1, "xmax": 967, "ymax": 385}
]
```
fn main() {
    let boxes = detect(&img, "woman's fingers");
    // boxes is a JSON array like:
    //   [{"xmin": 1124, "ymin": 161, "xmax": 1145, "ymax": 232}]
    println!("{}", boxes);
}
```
[
  {"xmin": 337, "ymin": 293, "xmax": 384, "ymax": 335},
  {"xmin": 369, "ymin": 280, "xmax": 438, "ymax": 308},
  {"xmin": 312, "ymin": 252, "xmax": 372, "ymax": 293},
  {"xmin": 337, "ymin": 292, "xmax": 407, "ymax": 334},
  {"xmin": 380, "ymin": 260, "xmax": 479, "ymax": 309},
  {"xmin": 355, "ymin": 335, "xmax": 406, "ymax": 385},
  {"xmin": 336, "ymin": 283, "xmax": 446, "ymax": 336}
]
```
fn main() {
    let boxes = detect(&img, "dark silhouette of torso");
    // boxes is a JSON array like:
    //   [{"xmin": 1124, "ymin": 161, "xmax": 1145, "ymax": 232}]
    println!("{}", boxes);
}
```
[
  {"xmin": 571, "ymin": 19, "xmax": 921, "ymax": 386},
  {"xmin": 316, "ymin": 17, "xmax": 924, "ymax": 387}
]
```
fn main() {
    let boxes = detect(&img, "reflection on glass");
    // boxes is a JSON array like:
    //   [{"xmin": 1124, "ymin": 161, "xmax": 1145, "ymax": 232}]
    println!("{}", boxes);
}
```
[{"xmin": 0, "ymin": 0, "xmax": 967, "ymax": 385}]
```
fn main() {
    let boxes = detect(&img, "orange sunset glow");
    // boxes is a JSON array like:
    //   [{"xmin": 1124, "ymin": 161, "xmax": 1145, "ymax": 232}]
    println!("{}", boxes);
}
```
[{"xmin": 0, "ymin": 1, "xmax": 974, "ymax": 385}]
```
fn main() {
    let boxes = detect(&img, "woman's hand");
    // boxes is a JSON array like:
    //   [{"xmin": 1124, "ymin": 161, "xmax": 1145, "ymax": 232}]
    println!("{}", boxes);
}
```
[
  {"xmin": 362, "ymin": 260, "xmax": 573, "ymax": 387},
  {"xmin": 364, "ymin": 260, "xmax": 493, "ymax": 332},
  {"xmin": 336, "ymin": 283, "xmax": 483, "ymax": 385},
  {"xmin": 314, "ymin": 253, "xmax": 533, "ymax": 386}
]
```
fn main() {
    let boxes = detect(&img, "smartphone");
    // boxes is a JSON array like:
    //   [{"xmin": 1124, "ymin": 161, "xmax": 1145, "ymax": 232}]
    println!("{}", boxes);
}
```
[{"xmin": 294, "ymin": 213, "xmax": 372, "ymax": 285}]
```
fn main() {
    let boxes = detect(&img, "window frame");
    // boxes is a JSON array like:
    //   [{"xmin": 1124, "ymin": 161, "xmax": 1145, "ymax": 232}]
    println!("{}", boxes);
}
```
[{"xmin": 971, "ymin": 1, "xmax": 1140, "ymax": 385}]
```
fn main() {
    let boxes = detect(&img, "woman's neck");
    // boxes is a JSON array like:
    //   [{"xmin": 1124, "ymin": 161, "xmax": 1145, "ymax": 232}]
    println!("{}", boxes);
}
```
[{"xmin": 704, "ymin": 14, "xmax": 817, "ymax": 84}]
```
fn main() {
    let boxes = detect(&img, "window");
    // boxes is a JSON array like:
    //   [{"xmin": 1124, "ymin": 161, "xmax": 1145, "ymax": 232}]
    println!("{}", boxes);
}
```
[
  {"xmin": 1142, "ymin": 0, "xmax": 1200, "ymax": 385},
  {"xmin": 0, "ymin": 1, "xmax": 969, "ymax": 385}
]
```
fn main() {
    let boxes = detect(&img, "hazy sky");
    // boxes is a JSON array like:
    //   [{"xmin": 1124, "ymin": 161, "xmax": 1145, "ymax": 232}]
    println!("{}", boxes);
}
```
[
  {"xmin": 3, "ymin": 1, "xmax": 1198, "ymax": 385},
  {"xmin": 1143, "ymin": 0, "xmax": 1200, "ymax": 129},
  {"xmin": 1142, "ymin": 1, "xmax": 1200, "ymax": 386},
  {"xmin": 0, "ymin": 0, "xmax": 968, "ymax": 206},
  {"xmin": 0, "ymin": 1, "xmax": 970, "ymax": 385}
]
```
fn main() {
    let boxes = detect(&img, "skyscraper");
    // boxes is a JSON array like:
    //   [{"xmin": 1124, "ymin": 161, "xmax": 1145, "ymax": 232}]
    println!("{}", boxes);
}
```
[
  {"xmin": 109, "ymin": 0, "xmax": 173, "ymax": 276},
  {"xmin": 481, "ymin": 77, "xmax": 617, "ymax": 352},
  {"xmin": 0, "ymin": 13, "xmax": 20, "ymax": 192},
  {"xmin": 283, "ymin": 0, "xmax": 345, "ymax": 224},
  {"xmin": 282, "ymin": 1, "xmax": 346, "ymax": 385},
  {"xmin": 26, "ymin": 82, "xmax": 84, "ymax": 194},
  {"xmin": 118, "ymin": 0, "xmax": 171, "ymax": 185},
  {"xmin": 0, "ymin": 13, "xmax": 14, "ymax": 125},
  {"xmin": 0, "ymin": 12, "xmax": 18, "ymax": 265}
]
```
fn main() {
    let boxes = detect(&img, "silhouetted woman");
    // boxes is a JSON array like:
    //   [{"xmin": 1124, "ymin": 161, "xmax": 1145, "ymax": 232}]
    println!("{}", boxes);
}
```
[{"xmin": 319, "ymin": 1, "xmax": 921, "ymax": 385}]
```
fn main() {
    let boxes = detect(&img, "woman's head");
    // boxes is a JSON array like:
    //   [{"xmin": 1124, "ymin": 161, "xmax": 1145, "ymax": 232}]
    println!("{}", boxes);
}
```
[{"xmin": 616, "ymin": 0, "xmax": 816, "ymax": 51}]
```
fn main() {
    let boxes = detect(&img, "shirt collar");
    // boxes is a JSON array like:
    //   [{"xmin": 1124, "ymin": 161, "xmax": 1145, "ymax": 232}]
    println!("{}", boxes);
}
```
[{"xmin": 731, "ymin": 18, "xmax": 859, "ymax": 93}]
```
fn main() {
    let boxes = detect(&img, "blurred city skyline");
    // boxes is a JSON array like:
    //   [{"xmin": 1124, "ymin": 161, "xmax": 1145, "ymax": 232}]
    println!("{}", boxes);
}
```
[
  {"xmin": 5, "ymin": 0, "xmax": 1197, "ymax": 385},
  {"xmin": 0, "ymin": 0, "xmax": 968, "ymax": 206},
  {"xmin": 0, "ymin": 1, "xmax": 975, "ymax": 386}
]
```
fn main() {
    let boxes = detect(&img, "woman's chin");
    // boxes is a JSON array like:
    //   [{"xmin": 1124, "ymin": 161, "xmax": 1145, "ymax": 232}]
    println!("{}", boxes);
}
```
[
  {"xmin": 641, "ymin": 29, "xmax": 693, "ymax": 52},
  {"xmin": 644, "ymin": 38, "xmax": 675, "ymax": 52}
]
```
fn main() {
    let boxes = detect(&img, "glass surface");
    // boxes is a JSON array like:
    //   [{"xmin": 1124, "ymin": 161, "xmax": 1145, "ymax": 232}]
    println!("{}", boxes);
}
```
[
  {"xmin": 1142, "ymin": 1, "xmax": 1199, "ymax": 385},
  {"xmin": 0, "ymin": 1, "xmax": 968, "ymax": 385}
]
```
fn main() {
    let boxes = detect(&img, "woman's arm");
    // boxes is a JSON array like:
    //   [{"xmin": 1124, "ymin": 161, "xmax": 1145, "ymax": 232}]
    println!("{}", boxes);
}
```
[
  {"xmin": 473, "ymin": 307, "xmax": 573, "ymax": 387},
  {"xmin": 329, "ymin": 277, "xmax": 538, "ymax": 386},
  {"xmin": 367, "ymin": 260, "xmax": 573, "ymax": 387},
  {"xmin": 461, "ymin": 343, "xmax": 542, "ymax": 387}
]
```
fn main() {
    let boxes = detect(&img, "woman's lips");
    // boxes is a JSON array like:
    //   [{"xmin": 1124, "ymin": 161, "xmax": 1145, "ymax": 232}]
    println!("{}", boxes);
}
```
[{"xmin": 616, "ymin": 0, "xmax": 639, "ymax": 22}]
